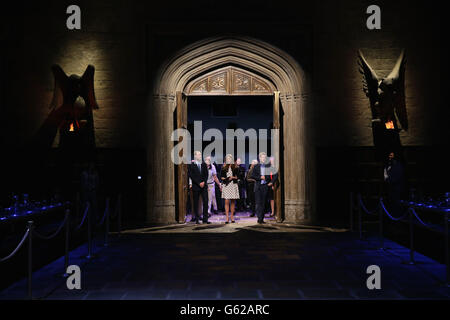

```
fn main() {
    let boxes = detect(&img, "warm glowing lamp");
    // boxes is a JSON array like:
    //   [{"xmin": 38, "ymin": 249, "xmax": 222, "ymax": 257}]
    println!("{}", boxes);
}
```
[
  {"xmin": 68, "ymin": 119, "xmax": 80, "ymax": 132},
  {"xmin": 385, "ymin": 121, "xmax": 394, "ymax": 129}
]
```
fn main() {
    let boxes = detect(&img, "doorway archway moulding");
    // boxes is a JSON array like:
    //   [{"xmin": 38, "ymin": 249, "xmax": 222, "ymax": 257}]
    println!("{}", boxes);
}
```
[{"xmin": 148, "ymin": 36, "xmax": 315, "ymax": 225}]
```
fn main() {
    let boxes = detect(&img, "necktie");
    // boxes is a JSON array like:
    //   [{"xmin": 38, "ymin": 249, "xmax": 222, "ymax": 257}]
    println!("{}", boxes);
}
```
[{"xmin": 197, "ymin": 163, "xmax": 201, "ymax": 171}]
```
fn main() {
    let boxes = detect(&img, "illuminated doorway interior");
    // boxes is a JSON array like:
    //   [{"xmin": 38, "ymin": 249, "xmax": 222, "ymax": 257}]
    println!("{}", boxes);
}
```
[{"xmin": 183, "ymin": 95, "xmax": 274, "ymax": 223}]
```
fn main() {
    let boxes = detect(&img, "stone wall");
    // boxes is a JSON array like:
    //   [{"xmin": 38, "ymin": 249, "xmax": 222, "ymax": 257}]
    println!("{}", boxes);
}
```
[
  {"xmin": 1, "ymin": 1, "xmax": 447, "ymax": 149},
  {"xmin": 0, "ymin": 1, "xmax": 448, "ymax": 224},
  {"xmin": 313, "ymin": 0, "xmax": 448, "ymax": 147},
  {"xmin": 1, "ymin": 1, "xmax": 146, "ymax": 148}
]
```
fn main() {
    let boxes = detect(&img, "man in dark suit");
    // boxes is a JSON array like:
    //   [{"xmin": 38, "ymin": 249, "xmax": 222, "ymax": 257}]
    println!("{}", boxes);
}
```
[
  {"xmin": 251, "ymin": 152, "xmax": 276, "ymax": 224},
  {"xmin": 188, "ymin": 150, "xmax": 210, "ymax": 224}
]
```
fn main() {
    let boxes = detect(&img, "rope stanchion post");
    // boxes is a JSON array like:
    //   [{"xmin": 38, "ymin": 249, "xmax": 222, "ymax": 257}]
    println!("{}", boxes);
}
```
[
  {"xmin": 117, "ymin": 194, "xmax": 122, "ymax": 235},
  {"xmin": 358, "ymin": 193, "xmax": 362, "ymax": 239},
  {"xmin": 349, "ymin": 191, "xmax": 354, "ymax": 232},
  {"xmin": 445, "ymin": 211, "xmax": 449, "ymax": 287},
  {"xmin": 27, "ymin": 221, "xmax": 33, "ymax": 300},
  {"xmin": 408, "ymin": 207, "xmax": 415, "ymax": 264},
  {"xmin": 405, "ymin": 207, "xmax": 415, "ymax": 265},
  {"xmin": 378, "ymin": 198, "xmax": 384, "ymax": 250},
  {"xmin": 104, "ymin": 197, "xmax": 110, "ymax": 247},
  {"xmin": 75, "ymin": 192, "xmax": 80, "ymax": 220},
  {"xmin": 64, "ymin": 208, "xmax": 70, "ymax": 276},
  {"xmin": 86, "ymin": 201, "xmax": 93, "ymax": 259}
]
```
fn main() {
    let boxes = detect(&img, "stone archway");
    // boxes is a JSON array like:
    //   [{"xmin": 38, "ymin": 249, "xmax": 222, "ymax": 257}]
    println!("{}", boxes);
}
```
[{"xmin": 147, "ymin": 36, "xmax": 314, "ymax": 225}]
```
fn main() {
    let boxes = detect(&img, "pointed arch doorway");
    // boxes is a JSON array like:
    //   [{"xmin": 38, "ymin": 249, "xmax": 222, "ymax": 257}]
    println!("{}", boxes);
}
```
[
  {"xmin": 176, "ymin": 66, "xmax": 282, "ymax": 223},
  {"xmin": 148, "ymin": 36, "xmax": 314, "ymax": 225}
]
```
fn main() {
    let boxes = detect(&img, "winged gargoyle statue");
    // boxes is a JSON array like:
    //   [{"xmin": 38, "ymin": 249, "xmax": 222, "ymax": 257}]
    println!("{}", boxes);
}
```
[
  {"xmin": 358, "ymin": 50, "xmax": 407, "ymax": 161},
  {"xmin": 30, "ymin": 65, "xmax": 99, "ymax": 149}
]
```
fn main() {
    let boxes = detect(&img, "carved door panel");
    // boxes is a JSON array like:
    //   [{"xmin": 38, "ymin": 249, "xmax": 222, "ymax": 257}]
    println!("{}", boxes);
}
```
[
  {"xmin": 273, "ymin": 91, "xmax": 283, "ymax": 222},
  {"xmin": 187, "ymin": 66, "xmax": 275, "ymax": 95},
  {"xmin": 176, "ymin": 91, "xmax": 188, "ymax": 223}
]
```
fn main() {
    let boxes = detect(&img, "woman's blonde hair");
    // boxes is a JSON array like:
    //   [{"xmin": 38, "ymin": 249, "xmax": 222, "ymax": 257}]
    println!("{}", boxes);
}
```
[{"xmin": 224, "ymin": 154, "xmax": 234, "ymax": 163}]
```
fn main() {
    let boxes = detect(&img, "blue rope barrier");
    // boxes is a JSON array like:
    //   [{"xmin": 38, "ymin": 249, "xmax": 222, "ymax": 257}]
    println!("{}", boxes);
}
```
[
  {"xmin": 409, "ymin": 207, "xmax": 434, "ymax": 228},
  {"xmin": 74, "ymin": 202, "xmax": 90, "ymax": 231},
  {"xmin": 33, "ymin": 214, "xmax": 69, "ymax": 240},
  {"xmin": 0, "ymin": 229, "xmax": 30, "ymax": 262},
  {"xmin": 380, "ymin": 198, "xmax": 408, "ymax": 221},
  {"xmin": 96, "ymin": 200, "xmax": 109, "ymax": 227},
  {"xmin": 358, "ymin": 194, "xmax": 378, "ymax": 215}
]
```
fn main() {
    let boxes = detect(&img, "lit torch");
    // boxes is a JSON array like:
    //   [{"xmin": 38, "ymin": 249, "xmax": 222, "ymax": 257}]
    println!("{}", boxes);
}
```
[{"xmin": 385, "ymin": 121, "xmax": 394, "ymax": 129}]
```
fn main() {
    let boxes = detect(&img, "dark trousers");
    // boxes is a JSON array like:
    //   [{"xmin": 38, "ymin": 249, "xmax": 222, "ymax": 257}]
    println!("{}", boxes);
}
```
[
  {"xmin": 247, "ymin": 182, "xmax": 255, "ymax": 213},
  {"xmin": 192, "ymin": 188, "xmax": 209, "ymax": 222},
  {"xmin": 237, "ymin": 183, "xmax": 245, "ymax": 210},
  {"xmin": 387, "ymin": 184, "xmax": 403, "ymax": 216},
  {"xmin": 254, "ymin": 184, "xmax": 269, "ymax": 222},
  {"xmin": 215, "ymin": 184, "xmax": 224, "ymax": 211}
]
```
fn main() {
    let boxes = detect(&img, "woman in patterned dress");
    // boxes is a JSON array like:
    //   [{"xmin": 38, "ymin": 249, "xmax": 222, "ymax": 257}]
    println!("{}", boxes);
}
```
[{"xmin": 220, "ymin": 154, "xmax": 240, "ymax": 223}]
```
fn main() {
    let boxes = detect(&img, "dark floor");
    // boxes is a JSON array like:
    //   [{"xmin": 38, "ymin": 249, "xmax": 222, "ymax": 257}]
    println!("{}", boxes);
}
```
[
  {"xmin": 185, "ymin": 210, "xmax": 277, "ymax": 224},
  {"xmin": 0, "ymin": 215, "xmax": 449, "ymax": 300}
]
